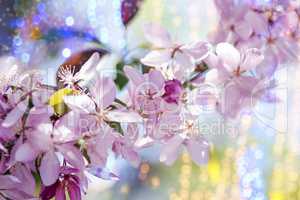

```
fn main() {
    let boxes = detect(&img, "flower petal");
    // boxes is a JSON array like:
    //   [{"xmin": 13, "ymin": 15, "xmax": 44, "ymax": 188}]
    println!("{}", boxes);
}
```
[
  {"xmin": 205, "ymin": 68, "xmax": 220, "ymax": 84},
  {"xmin": 32, "ymin": 88, "xmax": 53, "ymax": 107},
  {"xmin": 159, "ymin": 135, "xmax": 184, "ymax": 166},
  {"xmin": 87, "ymin": 131, "xmax": 115, "ymax": 167},
  {"xmin": 0, "ymin": 175, "xmax": 21, "ymax": 190},
  {"xmin": 1, "ymin": 189, "xmax": 34, "ymax": 200},
  {"xmin": 173, "ymin": 51, "xmax": 194, "ymax": 69},
  {"xmin": 244, "ymin": 10, "xmax": 268, "ymax": 35},
  {"xmin": 134, "ymin": 136, "xmax": 155, "ymax": 148},
  {"xmin": 106, "ymin": 110, "xmax": 143, "ymax": 123},
  {"xmin": 183, "ymin": 41, "xmax": 211, "ymax": 61},
  {"xmin": 15, "ymin": 143, "xmax": 38, "ymax": 162},
  {"xmin": 64, "ymin": 95, "xmax": 95, "ymax": 113},
  {"xmin": 27, "ymin": 124, "xmax": 53, "ymax": 152},
  {"xmin": 124, "ymin": 148, "xmax": 141, "ymax": 167},
  {"xmin": 2, "ymin": 99, "xmax": 28, "ymax": 127},
  {"xmin": 216, "ymin": 42, "xmax": 241, "ymax": 71},
  {"xmin": 40, "ymin": 182, "xmax": 58, "ymax": 200},
  {"xmin": 123, "ymin": 65, "xmax": 144, "ymax": 86},
  {"xmin": 11, "ymin": 164, "xmax": 36, "ymax": 195},
  {"xmin": 186, "ymin": 138, "xmax": 209, "ymax": 165},
  {"xmin": 92, "ymin": 76, "xmax": 116, "ymax": 109},
  {"xmin": 40, "ymin": 151, "xmax": 60, "ymax": 186},
  {"xmin": 57, "ymin": 144, "xmax": 84, "ymax": 171},
  {"xmin": 54, "ymin": 111, "xmax": 84, "ymax": 142},
  {"xmin": 240, "ymin": 48, "xmax": 264, "ymax": 71},
  {"xmin": 284, "ymin": 11, "xmax": 299, "ymax": 32},
  {"xmin": 141, "ymin": 50, "xmax": 171, "ymax": 68},
  {"xmin": 0, "ymin": 125, "xmax": 14, "ymax": 141},
  {"xmin": 217, "ymin": 82, "xmax": 242, "ymax": 118},
  {"xmin": 55, "ymin": 183, "xmax": 66, "ymax": 200},
  {"xmin": 256, "ymin": 49, "xmax": 278, "ymax": 77},
  {"xmin": 148, "ymin": 69, "xmax": 165, "ymax": 90},
  {"xmin": 235, "ymin": 21, "xmax": 253, "ymax": 40},
  {"xmin": 87, "ymin": 166, "xmax": 119, "ymax": 181},
  {"xmin": 67, "ymin": 181, "xmax": 81, "ymax": 200},
  {"xmin": 75, "ymin": 52, "xmax": 100, "ymax": 85},
  {"xmin": 26, "ymin": 106, "xmax": 54, "ymax": 128}
]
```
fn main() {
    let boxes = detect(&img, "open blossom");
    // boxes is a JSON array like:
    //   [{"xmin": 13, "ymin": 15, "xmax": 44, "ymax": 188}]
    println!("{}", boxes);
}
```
[
  {"xmin": 124, "ymin": 65, "xmax": 165, "ymax": 117},
  {"xmin": 205, "ymin": 43, "xmax": 267, "ymax": 118},
  {"xmin": 159, "ymin": 113, "xmax": 210, "ymax": 166},
  {"xmin": 124, "ymin": 65, "xmax": 185, "ymax": 114},
  {"xmin": 62, "ymin": 76, "xmax": 121, "ymax": 166},
  {"xmin": 141, "ymin": 23, "xmax": 211, "ymax": 80},
  {"xmin": 208, "ymin": 42, "xmax": 264, "ymax": 76}
]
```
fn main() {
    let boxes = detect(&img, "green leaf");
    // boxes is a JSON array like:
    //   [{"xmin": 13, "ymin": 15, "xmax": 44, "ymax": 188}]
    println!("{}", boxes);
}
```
[{"xmin": 114, "ymin": 62, "xmax": 129, "ymax": 90}]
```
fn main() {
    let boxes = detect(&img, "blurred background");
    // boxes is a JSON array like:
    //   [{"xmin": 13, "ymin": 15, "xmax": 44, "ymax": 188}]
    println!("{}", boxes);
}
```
[{"xmin": 1, "ymin": 0, "xmax": 300, "ymax": 200}]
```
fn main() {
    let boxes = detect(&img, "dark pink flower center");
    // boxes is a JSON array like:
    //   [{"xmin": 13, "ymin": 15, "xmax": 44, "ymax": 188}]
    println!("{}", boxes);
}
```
[
  {"xmin": 162, "ymin": 79, "xmax": 183, "ymax": 104},
  {"xmin": 40, "ymin": 167, "xmax": 81, "ymax": 200}
]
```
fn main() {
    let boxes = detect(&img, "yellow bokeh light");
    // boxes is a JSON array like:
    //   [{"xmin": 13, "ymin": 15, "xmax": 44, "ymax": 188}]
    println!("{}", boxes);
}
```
[
  {"xmin": 120, "ymin": 185, "xmax": 130, "ymax": 194},
  {"xmin": 270, "ymin": 191, "xmax": 285, "ymax": 200},
  {"xmin": 151, "ymin": 176, "xmax": 161, "ymax": 188},
  {"xmin": 208, "ymin": 160, "xmax": 221, "ymax": 184},
  {"xmin": 140, "ymin": 163, "xmax": 150, "ymax": 174}
]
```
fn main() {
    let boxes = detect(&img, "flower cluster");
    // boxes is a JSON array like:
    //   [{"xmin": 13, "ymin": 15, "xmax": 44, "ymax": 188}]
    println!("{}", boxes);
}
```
[
  {"xmin": 212, "ymin": 0, "xmax": 300, "ymax": 77},
  {"xmin": 4, "ymin": 0, "xmax": 298, "ymax": 197},
  {"xmin": 0, "ymin": 21, "xmax": 277, "ymax": 199}
]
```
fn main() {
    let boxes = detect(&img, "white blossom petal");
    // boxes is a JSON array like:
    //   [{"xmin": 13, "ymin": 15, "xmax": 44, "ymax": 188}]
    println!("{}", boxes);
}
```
[{"xmin": 216, "ymin": 42, "xmax": 241, "ymax": 72}]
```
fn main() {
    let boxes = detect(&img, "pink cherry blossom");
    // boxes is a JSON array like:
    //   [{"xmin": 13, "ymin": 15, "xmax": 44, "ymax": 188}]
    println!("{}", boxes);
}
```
[
  {"xmin": 141, "ymin": 23, "xmax": 211, "ymax": 80},
  {"xmin": 124, "ymin": 65, "xmax": 165, "ymax": 117},
  {"xmin": 159, "ymin": 114, "xmax": 210, "ymax": 166},
  {"xmin": 205, "ymin": 43, "xmax": 271, "ymax": 118}
]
